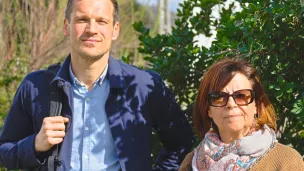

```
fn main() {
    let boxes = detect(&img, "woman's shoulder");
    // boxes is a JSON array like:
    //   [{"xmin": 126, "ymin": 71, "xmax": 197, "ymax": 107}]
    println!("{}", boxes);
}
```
[
  {"xmin": 251, "ymin": 143, "xmax": 304, "ymax": 171},
  {"xmin": 179, "ymin": 151, "xmax": 195, "ymax": 171},
  {"xmin": 271, "ymin": 143, "xmax": 303, "ymax": 160}
]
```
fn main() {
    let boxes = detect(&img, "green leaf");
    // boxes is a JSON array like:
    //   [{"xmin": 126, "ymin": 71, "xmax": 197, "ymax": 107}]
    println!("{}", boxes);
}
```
[{"xmin": 291, "ymin": 98, "xmax": 304, "ymax": 116}]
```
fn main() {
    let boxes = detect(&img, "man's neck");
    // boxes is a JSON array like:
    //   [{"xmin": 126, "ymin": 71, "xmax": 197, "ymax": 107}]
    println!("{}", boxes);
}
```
[{"xmin": 70, "ymin": 54, "xmax": 109, "ymax": 91}]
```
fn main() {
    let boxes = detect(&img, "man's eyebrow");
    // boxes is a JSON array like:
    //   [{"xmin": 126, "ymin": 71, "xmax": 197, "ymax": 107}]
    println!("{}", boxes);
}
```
[
  {"xmin": 74, "ymin": 13, "xmax": 110, "ymax": 21},
  {"xmin": 95, "ymin": 16, "xmax": 110, "ymax": 21},
  {"xmin": 74, "ymin": 12, "xmax": 87, "ymax": 17}
]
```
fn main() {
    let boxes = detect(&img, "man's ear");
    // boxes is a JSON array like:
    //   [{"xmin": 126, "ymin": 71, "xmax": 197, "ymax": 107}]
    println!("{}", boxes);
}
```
[
  {"xmin": 112, "ymin": 22, "xmax": 120, "ymax": 40},
  {"xmin": 64, "ymin": 19, "xmax": 70, "ymax": 36}
]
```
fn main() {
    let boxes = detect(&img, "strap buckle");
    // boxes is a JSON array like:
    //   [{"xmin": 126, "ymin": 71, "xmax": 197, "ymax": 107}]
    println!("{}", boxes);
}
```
[{"xmin": 54, "ymin": 156, "xmax": 63, "ymax": 167}]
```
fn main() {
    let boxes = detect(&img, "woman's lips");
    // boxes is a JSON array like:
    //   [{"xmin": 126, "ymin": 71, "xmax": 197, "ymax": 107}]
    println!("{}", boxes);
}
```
[{"xmin": 224, "ymin": 115, "xmax": 242, "ymax": 119}]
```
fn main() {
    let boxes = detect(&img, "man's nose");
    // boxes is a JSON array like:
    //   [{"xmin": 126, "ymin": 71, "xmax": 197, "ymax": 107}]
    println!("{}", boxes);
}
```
[{"xmin": 86, "ymin": 20, "xmax": 98, "ymax": 34}]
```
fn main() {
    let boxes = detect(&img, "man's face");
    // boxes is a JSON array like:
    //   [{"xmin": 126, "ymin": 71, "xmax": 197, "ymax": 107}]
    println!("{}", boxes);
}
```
[{"xmin": 64, "ymin": 0, "xmax": 120, "ymax": 61}]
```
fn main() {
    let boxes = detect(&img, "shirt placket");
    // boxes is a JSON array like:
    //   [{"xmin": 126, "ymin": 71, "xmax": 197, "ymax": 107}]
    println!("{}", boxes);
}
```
[{"xmin": 82, "ymin": 94, "xmax": 91, "ymax": 171}]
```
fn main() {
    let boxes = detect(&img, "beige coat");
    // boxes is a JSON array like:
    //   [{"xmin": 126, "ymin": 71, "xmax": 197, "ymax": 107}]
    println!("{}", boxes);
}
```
[{"xmin": 179, "ymin": 143, "xmax": 304, "ymax": 171}]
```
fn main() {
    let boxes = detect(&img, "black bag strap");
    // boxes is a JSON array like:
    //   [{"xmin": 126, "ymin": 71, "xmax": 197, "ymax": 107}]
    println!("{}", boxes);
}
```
[
  {"xmin": 45, "ymin": 63, "xmax": 63, "ymax": 171},
  {"xmin": 46, "ymin": 63, "xmax": 63, "ymax": 117}
]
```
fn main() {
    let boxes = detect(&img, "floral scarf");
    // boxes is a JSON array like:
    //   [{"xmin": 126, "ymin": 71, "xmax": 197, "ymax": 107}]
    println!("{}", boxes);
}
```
[{"xmin": 192, "ymin": 125, "xmax": 276, "ymax": 171}]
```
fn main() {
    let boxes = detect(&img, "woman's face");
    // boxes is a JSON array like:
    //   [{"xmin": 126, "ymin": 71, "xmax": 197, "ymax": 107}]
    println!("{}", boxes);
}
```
[{"xmin": 208, "ymin": 73, "xmax": 257, "ymax": 140}]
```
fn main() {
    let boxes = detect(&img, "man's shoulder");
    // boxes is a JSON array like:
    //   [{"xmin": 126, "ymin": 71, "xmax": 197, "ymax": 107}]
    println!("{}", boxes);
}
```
[
  {"xmin": 24, "ymin": 69, "xmax": 47, "ymax": 82},
  {"xmin": 19, "ymin": 69, "xmax": 48, "ymax": 91},
  {"xmin": 117, "ymin": 59, "xmax": 163, "ymax": 83}
]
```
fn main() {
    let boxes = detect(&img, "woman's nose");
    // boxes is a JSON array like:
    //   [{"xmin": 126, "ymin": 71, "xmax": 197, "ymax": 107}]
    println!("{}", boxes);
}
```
[{"xmin": 226, "ymin": 96, "xmax": 237, "ymax": 108}]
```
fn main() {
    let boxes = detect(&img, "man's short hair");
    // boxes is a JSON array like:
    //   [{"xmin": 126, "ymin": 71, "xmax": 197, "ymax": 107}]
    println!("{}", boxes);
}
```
[{"xmin": 65, "ymin": 0, "xmax": 119, "ymax": 24}]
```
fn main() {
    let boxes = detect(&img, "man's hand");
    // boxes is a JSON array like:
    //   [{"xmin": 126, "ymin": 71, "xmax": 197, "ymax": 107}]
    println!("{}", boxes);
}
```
[{"xmin": 35, "ymin": 116, "xmax": 69, "ymax": 152}]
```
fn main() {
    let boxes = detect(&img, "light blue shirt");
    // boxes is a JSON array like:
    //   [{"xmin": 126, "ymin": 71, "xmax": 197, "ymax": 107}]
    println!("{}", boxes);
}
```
[{"xmin": 58, "ymin": 64, "xmax": 120, "ymax": 171}]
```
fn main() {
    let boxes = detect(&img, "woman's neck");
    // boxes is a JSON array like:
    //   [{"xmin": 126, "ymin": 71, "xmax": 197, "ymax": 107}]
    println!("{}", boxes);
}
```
[{"xmin": 219, "ymin": 128, "xmax": 250, "ymax": 144}]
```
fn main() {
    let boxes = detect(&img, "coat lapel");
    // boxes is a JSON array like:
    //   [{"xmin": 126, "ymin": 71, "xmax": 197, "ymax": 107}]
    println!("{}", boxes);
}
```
[{"xmin": 105, "ymin": 57, "xmax": 129, "ymax": 170}]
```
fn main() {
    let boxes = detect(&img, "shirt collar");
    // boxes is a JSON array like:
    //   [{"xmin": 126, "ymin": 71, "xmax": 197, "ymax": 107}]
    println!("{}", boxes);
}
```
[
  {"xmin": 69, "ymin": 63, "xmax": 109, "ymax": 87},
  {"xmin": 53, "ymin": 55, "xmax": 126, "ymax": 89}
]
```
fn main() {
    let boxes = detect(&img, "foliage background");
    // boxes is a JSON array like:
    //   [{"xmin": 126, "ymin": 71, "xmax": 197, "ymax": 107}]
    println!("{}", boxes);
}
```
[
  {"xmin": 134, "ymin": 0, "xmax": 304, "ymax": 156},
  {"xmin": 0, "ymin": 0, "xmax": 303, "ymax": 170}
]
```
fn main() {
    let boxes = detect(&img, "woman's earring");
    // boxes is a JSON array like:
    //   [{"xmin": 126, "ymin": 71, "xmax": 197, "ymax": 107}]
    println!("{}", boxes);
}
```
[{"xmin": 210, "ymin": 120, "xmax": 214, "ymax": 131}]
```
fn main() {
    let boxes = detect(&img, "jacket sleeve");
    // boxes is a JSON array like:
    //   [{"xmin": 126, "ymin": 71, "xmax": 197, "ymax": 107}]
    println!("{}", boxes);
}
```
[
  {"xmin": 0, "ymin": 79, "xmax": 43, "ymax": 169},
  {"xmin": 147, "ymin": 71, "xmax": 194, "ymax": 171}
]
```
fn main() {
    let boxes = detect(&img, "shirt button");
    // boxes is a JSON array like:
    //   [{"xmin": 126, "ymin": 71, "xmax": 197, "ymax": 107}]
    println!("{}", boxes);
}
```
[
  {"xmin": 71, "ymin": 162, "xmax": 75, "ymax": 168},
  {"xmin": 84, "ymin": 154, "xmax": 88, "ymax": 159},
  {"xmin": 85, "ymin": 127, "xmax": 89, "ymax": 131},
  {"xmin": 85, "ymin": 97, "xmax": 90, "ymax": 102}
]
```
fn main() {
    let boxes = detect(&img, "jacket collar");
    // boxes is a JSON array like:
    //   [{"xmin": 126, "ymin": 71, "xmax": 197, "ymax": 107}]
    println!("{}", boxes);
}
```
[
  {"xmin": 107, "ymin": 55, "xmax": 126, "ymax": 88},
  {"xmin": 53, "ymin": 54, "xmax": 126, "ymax": 89}
]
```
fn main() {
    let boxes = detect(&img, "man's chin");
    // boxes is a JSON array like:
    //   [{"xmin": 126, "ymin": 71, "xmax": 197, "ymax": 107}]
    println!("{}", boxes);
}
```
[
  {"xmin": 78, "ymin": 51, "xmax": 106, "ymax": 62},
  {"xmin": 72, "ymin": 46, "xmax": 109, "ymax": 61}
]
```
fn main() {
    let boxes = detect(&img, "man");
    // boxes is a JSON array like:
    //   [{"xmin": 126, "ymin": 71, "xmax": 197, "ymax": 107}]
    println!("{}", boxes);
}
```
[{"xmin": 0, "ymin": 0, "xmax": 193, "ymax": 170}]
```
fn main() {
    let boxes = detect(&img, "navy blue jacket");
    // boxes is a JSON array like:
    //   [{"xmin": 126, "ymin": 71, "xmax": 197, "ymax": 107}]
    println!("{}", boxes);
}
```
[{"xmin": 0, "ymin": 55, "xmax": 193, "ymax": 171}]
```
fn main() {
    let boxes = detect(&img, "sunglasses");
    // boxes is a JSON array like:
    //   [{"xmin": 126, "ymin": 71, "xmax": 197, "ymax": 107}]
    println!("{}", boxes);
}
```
[{"xmin": 208, "ymin": 89, "xmax": 255, "ymax": 107}]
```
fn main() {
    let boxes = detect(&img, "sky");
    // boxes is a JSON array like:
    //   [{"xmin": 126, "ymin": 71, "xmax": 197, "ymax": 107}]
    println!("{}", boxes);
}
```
[{"xmin": 136, "ymin": 0, "xmax": 184, "ymax": 12}]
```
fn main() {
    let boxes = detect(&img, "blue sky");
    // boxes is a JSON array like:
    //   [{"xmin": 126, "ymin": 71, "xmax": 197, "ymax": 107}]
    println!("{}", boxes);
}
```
[{"xmin": 136, "ymin": 0, "xmax": 184, "ymax": 12}]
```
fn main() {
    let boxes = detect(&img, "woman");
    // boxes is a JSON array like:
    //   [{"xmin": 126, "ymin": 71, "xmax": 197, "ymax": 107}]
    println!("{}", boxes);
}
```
[{"xmin": 179, "ymin": 58, "xmax": 304, "ymax": 171}]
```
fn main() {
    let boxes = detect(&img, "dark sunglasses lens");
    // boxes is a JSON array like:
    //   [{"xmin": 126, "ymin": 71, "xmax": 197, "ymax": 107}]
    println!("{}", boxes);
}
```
[
  {"xmin": 209, "ymin": 93, "xmax": 227, "ymax": 107},
  {"xmin": 233, "ymin": 89, "xmax": 252, "ymax": 105}
]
